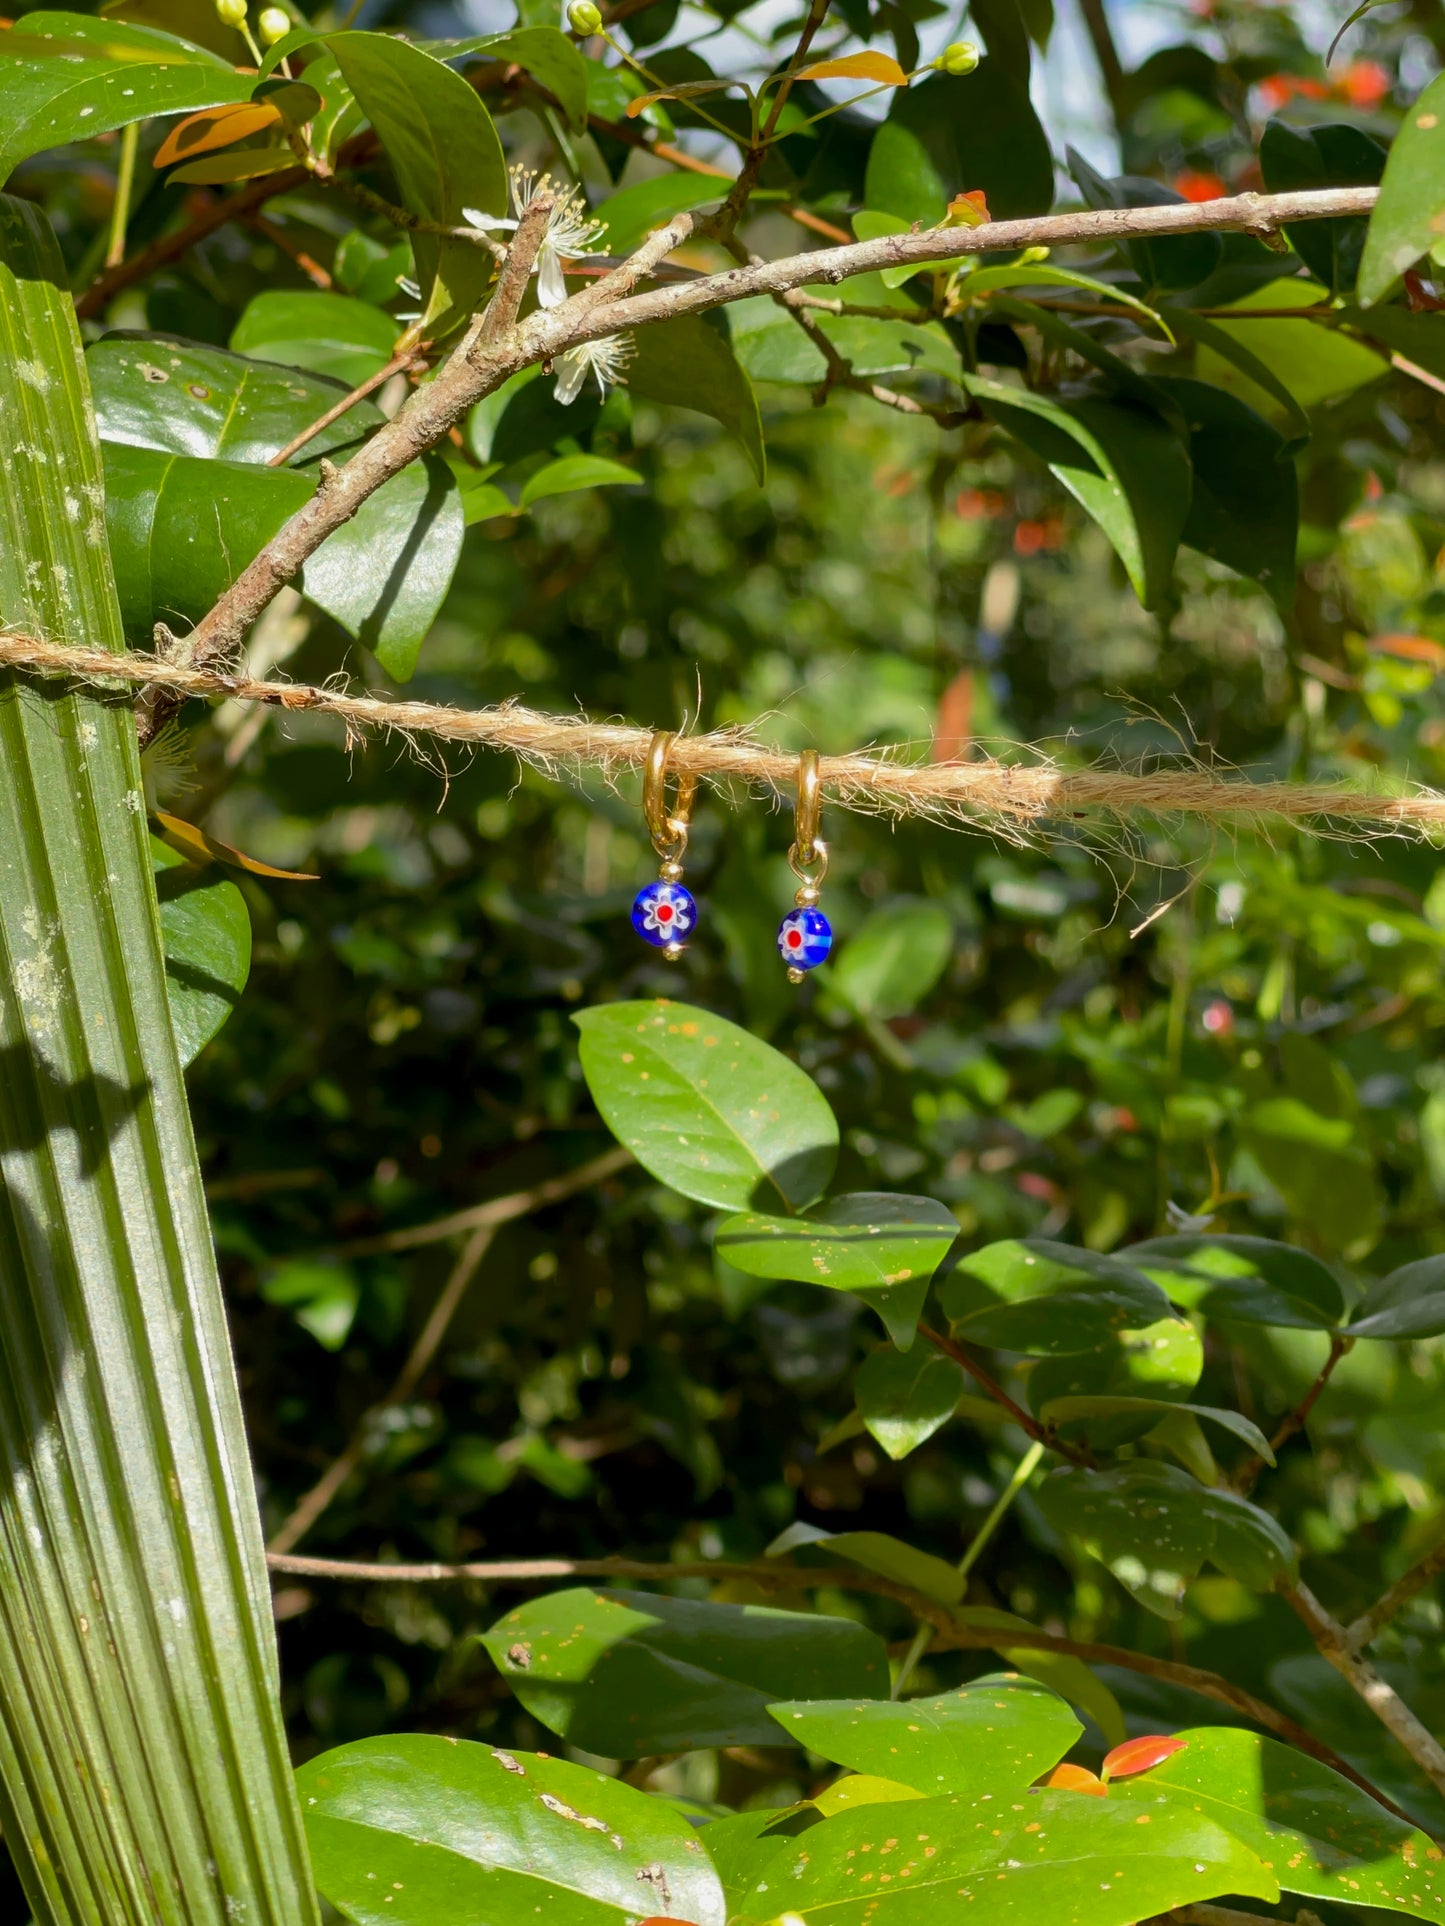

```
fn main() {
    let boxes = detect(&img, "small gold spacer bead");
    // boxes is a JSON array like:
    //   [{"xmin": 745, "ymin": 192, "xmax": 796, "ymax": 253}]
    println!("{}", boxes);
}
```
[
  {"xmin": 663, "ymin": 941, "xmax": 685, "ymax": 962},
  {"xmin": 787, "ymin": 966, "xmax": 805, "ymax": 984},
  {"xmin": 659, "ymin": 860, "xmax": 684, "ymax": 883},
  {"xmin": 794, "ymin": 885, "xmax": 820, "ymax": 907}
]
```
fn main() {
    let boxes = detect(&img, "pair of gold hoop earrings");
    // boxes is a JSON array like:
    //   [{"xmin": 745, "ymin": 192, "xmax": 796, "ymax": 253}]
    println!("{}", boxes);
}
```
[{"xmin": 630, "ymin": 733, "xmax": 833, "ymax": 982}]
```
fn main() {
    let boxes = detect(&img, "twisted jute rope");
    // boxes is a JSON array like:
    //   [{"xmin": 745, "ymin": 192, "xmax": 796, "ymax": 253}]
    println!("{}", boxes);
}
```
[{"xmin": 5, "ymin": 629, "xmax": 1444, "ymax": 837}]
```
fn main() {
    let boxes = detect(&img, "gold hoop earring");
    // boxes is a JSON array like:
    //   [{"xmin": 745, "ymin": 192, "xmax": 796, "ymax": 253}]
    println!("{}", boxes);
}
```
[
  {"xmin": 631, "ymin": 731, "xmax": 698, "ymax": 962},
  {"xmin": 777, "ymin": 750, "xmax": 832, "ymax": 983}
]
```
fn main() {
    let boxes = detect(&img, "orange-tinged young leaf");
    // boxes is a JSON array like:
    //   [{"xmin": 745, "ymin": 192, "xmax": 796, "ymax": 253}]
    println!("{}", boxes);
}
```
[
  {"xmin": 153, "ymin": 811, "xmax": 319, "ymax": 881},
  {"xmin": 624, "ymin": 78, "xmax": 735, "ymax": 116},
  {"xmin": 1101, "ymin": 1734, "xmax": 1188, "ymax": 1782},
  {"xmin": 1044, "ymin": 1764, "xmax": 1108, "ymax": 1795},
  {"xmin": 154, "ymin": 100, "xmax": 282, "ymax": 169},
  {"xmin": 796, "ymin": 50, "xmax": 909, "ymax": 85},
  {"xmin": 946, "ymin": 188, "xmax": 991, "ymax": 226},
  {"xmin": 1370, "ymin": 632, "xmax": 1445, "ymax": 669}
]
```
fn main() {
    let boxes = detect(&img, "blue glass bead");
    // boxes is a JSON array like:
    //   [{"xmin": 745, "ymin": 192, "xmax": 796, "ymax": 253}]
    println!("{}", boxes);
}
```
[
  {"xmin": 778, "ymin": 905, "xmax": 832, "ymax": 972},
  {"xmin": 632, "ymin": 879, "xmax": 698, "ymax": 950}
]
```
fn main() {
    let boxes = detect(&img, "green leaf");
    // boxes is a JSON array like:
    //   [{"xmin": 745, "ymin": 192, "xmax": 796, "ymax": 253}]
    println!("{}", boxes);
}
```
[
  {"xmin": 949, "ymin": 1607, "xmax": 1127, "ymax": 1747},
  {"xmin": 1161, "ymin": 304, "xmax": 1312, "ymax": 449},
  {"xmin": 1127, "ymin": 1234, "xmax": 1345, "ymax": 1330},
  {"xmin": 596, "ymin": 171, "xmax": 730, "ymax": 255},
  {"xmin": 865, "ymin": 63, "xmax": 1054, "ymax": 226},
  {"xmin": 89, "ymin": 332, "xmax": 386, "ymax": 464},
  {"xmin": 830, "ymin": 901, "xmax": 953, "ymax": 1019},
  {"xmin": 1038, "ymin": 1460, "xmax": 1298, "ymax": 1619},
  {"xmin": 856, "ymin": 1345, "xmax": 964, "ymax": 1458},
  {"xmin": 812, "ymin": 1775, "xmax": 926, "ymax": 1814},
  {"xmin": 325, "ymin": 30, "xmax": 508, "ymax": 335},
  {"xmin": 230, "ymin": 289, "xmax": 402, "ymax": 388},
  {"xmin": 1028, "ymin": 1314, "xmax": 1202, "ymax": 1450},
  {"xmin": 166, "ymin": 144, "xmax": 296, "ymax": 186},
  {"xmin": 335, "ymin": 229, "xmax": 414, "ymax": 306},
  {"xmin": 1351, "ymin": 1256, "xmax": 1445, "ymax": 1339},
  {"xmin": 939, "ymin": 1239, "xmax": 1174, "ymax": 1354},
  {"xmin": 298, "ymin": 1735, "xmax": 727, "ymax": 1926},
  {"xmin": 730, "ymin": 1785, "xmax": 1277, "ymax": 1923},
  {"xmin": 519, "ymin": 453, "xmax": 643, "ymax": 508},
  {"xmin": 1340, "ymin": 303, "xmax": 1445, "ymax": 380},
  {"xmin": 0, "ymin": 188, "xmax": 320, "ymax": 1926},
  {"xmin": 854, "ymin": 209, "xmax": 968, "ymax": 289},
  {"xmin": 1111, "ymin": 1726, "xmax": 1445, "ymax": 1922},
  {"xmin": 479, "ymin": 1588, "xmax": 889, "ymax": 1755},
  {"xmin": 628, "ymin": 313, "xmax": 766, "ymax": 485},
  {"xmin": 960, "ymin": 374, "xmax": 1191, "ymax": 609},
  {"xmin": 102, "ymin": 443, "xmax": 462, "ymax": 679},
  {"xmin": 573, "ymin": 999, "xmax": 839, "ymax": 1213},
  {"xmin": 0, "ymin": 12, "xmax": 251, "ymax": 184},
  {"xmin": 1036, "ymin": 1395, "xmax": 1274, "ymax": 1463},
  {"xmin": 1194, "ymin": 279, "xmax": 1388, "ymax": 412},
  {"xmin": 438, "ymin": 27, "xmax": 591, "ymax": 132},
  {"xmin": 1152, "ymin": 376, "xmax": 1298, "ymax": 608},
  {"xmin": 770, "ymin": 1674, "xmax": 1081, "ymax": 1793},
  {"xmin": 1359, "ymin": 71, "xmax": 1445, "ymax": 304},
  {"xmin": 766, "ymin": 1521, "xmax": 968, "ymax": 1605},
  {"xmin": 260, "ymin": 1258, "xmax": 359, "ymax": 1350},
  {"xmin": 152, "ymin": 837, "xmax": 250, "ymax": 1066},
  {"xmin": 715, "ymin": 1193, "xmax": 959, "ymax": 1347},
  {"xmin": 1067, "ymin": 148, "xmax": 1220, "ymax": 294},
  {"xmin": 1259, "ymin": 119, "xmax": 1387, "ymax": 296},
  {"xmin": 960, "ymin": 262, "xmax": 1169, "ymax": 336}
]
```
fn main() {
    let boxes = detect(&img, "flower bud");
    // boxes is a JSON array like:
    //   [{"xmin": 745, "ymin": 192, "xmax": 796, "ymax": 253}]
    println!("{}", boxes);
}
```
[
  {"xmin": 568, "ymin": 0, "xmax": 603, "ymax": 32},
  {"xmin": 214, "ymin": 0, "xmax": 248, "ymax": 24},
  {"xmin": 257, "ymin": 5, "xmax": 290, "ymax": 43},
  {"xmin": 933, "ymin": 39, "xmax": 979, "ymax": 74},
  {"xmin": 1018, "ymin": 245, "xmax": 1050, "ymax": 264}
]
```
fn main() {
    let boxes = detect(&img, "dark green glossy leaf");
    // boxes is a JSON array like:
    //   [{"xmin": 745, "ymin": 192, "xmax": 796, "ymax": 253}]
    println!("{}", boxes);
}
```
[
  {"xmin": 1112, "ymin": 1726, "xmax": 1445, "ymax": 1921},
  {"xmin": 856, "ymin": 1344, "xmax": 963, "ymax": 1459},
  {"xmin": 1360, "ymin": 72, "xmax": 1445, "ymax": 304},
  {"xmin": 1152, "ymin": 376, "xmax": 1298, "ymax": 608},
  {"xmin": 596, "ymin": 171, "xmax": 730, "ymax": 255},
  {"xmin": 167, "ymin": 144, "xmax": 295, "ymax": 185},
  {"xmin": 716, "ymin": 1193, "xmax": 958, "ymax": 1347},
  {"xmin": 574, "ymin": 999, "xmax": 839, "ymax": 1213},
  {"xmin": 961, "ymin": 374, "xmax": 1191, "ymax": 609},
  {"xmin": 950, "ymin": 1608, "xmax": 1126, "ymax": 1747},
  {"xmin": 101, "ymin": 443, "xmax": 462, "ymax": 679},
  {"xmin": 1194, "ymin": 279, "xmax": 1388, "ymax": 411},
  {"xmin": 1161, "ymin": 304, "xmax": 1312, "ymax": 448},
  {"xmin": 1127, "ymin": 1234, "xmax": 1345, "ymax": 1329},
  {"xmin": 1029, "ymin": 1314, "xmax": 1202, "ymax": 1409},
  {"xmin": 519, "ymin": 454, "xmax": 642, "ymax": 507},
  {"xmin": 230, "ymin": 289, "xmax": 401, "ymax": 387},
  {"xmin": 730, "ymin": 1783, "xmax": 1277, "ymax": 1924},
  {"xmin": 1036, "ymin": 1395, "xmax": 1274, "ymax": 1463},
  {"xmin": 1067, "ymin": 148, "xmax": 1221, "ymax": 294},
  {"xmin": 298, "ymin": 1735, "xmax": 727, "ymax": 1926},
  {"xmin": 1340, "ymin": 304, "xmax": 1445, "ymax": 379},
  {"xmin": 480, "ymin": 1588, "xmax": 889, "ymax": 1756},
  {"xmin": 939, "ymin": 1239, "xmax": 1174, "ymax": 1354},
  {"xmin": 1351, "ymin": 1256, "xmax": 1445, "ymax": 1339},
  {"xmin": 865, "ymin": 63, "xmax": 1053, "ymax": 225},
  {"xmin": 770, "ymin": 1674, "xmax": 1081, "ymax": 1793},
  {"xmin": 89, "ymin": 333, "xmax": 385, "ymax": 465},
  {"xmin": 1260, "ymin": 119, "xmax": 1386, "ymax": 295},
  {"xmin": 335, "ymin": 229, "xmax": 414, "ymax": 307},
  {"xmin": 325, "ymin": 30, "xmax": 508, "ymax": 335},
  {"xmin": 829, "ymin": 901, "xmax": 953, "ymax": 1019},
  {"xmin": 628, "ymin": 313, "xmax": 766, "ymax": 485},
  {"xmin": 766, "ymin": 1521, "xmax": 967, "ymax": 1605},
  {"xmin": 1039, "ymin": 1460, "xmax": 1298, "ymax": 1619},
  {"xmin": 0, "ymin": 11, "xmax": 251, "ymax": 184},
  {"xmin": 437, "ymin": 27, "xmax": 590, "ymax": 132},
  {"xmin": 152, "ymin": 838, "xmax": 250, "ymax": 1067},
  {"xmin": 260, "ymin": 1258, "xmax": 359, "ymax": 1351}
]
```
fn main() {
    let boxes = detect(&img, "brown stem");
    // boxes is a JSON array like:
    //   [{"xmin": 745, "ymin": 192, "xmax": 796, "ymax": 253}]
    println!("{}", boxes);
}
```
[
  {"xmin": 137, "ymin": 186, "xmax": 1377, "ymax": 724},
  {"xmin": 246, "ymin": 211, "xmax": 333, "ymax": 289},
  {"xmin": 1284, "ymin": 1579, "xmax": 1445, "ymax": 1798},
  {"xmin": 478, "ymin": 189, "xmax": 555, "ymax": 344},
  {"xmin": 918, "ymin": 1322, "xmax": 1093, "ymax": 1466},
  {"xmin": 263, "ymin": 1548, "xmax": 1400, "ymax": 1811},
  {"xmin": 1349, "ymin": 1534, "xmax": 1445, "ymax": 1653},
  {"xmin": 1234, "ymin": 1333, "xmax": 1351, "ymax": 1495},
  {"xmin": 1078, "ymin": 0, "xmax": 1128, "ymax": 124},
  {"xmin": 265, "ymin": 348, "xmax": 424, "ymax": 469}
]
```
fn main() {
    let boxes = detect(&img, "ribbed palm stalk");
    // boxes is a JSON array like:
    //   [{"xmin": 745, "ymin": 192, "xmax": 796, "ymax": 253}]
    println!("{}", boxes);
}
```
[{"xmin": 0, "ymin": 198, "xmax": 318, "ymax": 1924}]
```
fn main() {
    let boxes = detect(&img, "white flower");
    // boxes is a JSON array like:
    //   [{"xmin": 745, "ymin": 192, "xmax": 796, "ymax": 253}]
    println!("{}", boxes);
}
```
[
  {"xmin": 463, "ymin": 165, "xmax": 607, "ymax": 310},
  {"xmin": 1164, "ymin": 1200, "xmax": 1217, "ymax": 1234},
  {"xmin": 553, "ymin": 331, "xmax": 634, "ymax": 405}
]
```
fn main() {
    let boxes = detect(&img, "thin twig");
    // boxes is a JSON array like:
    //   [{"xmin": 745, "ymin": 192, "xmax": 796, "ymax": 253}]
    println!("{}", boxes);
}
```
[
  {"xmin": 326, "ymin": 1144, "xmax": 633, "ymax": 1257},
  {"xmin": 1233, "ymin": 1334, "xmax": 1352, "ymax": 1496},
  {"xmin": 1348, "ymin": 1532, "xmax": 1445, "ymax": 1652},
  {"xmin": 1283, "ymin": 1579, "xmax": 1445, "ymax": 1797},
  {"xmin": 247, "ymin": 211, "xmax": 333, "ymax": 289},
  {"xmin": 10, "ymin": 636, "xmax": 1445, "ymax": 838},
  {"xmin": 919, "ymin": 1322, "xmax": 1094, "ymax": 1467},
  {"xmin": 261, "ymin": 1547, "xmax": 1401, "ymax": 1809},
  {"xmin": 266, "ymin": 349, "xmax": 423, "ymax": 469}
]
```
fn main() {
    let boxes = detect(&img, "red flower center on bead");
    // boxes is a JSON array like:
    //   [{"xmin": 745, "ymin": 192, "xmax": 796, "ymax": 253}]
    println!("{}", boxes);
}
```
[
  {"xmin": 657, "ymin": 903, "xmax": 673, "ymax": 921},
  {"xmin": 787, "ymin": 929, "xmax": 802, "ymax": 948}
]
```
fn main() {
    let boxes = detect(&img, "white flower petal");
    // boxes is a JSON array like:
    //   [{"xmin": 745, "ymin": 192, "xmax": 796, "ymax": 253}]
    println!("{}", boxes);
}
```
[
  {"xmin": 553, "ymin": 353, "xmax": 589, "ymax": 405},
  {"xmin": 536, "ymin": 248, "xmax": 568, "ymax": 309},
  {"xmin": 462, "ymin": 208, "xmax": 516, "ymax": 231}
]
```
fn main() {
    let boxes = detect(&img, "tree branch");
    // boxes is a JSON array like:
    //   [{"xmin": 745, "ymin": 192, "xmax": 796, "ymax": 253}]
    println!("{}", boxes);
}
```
[
  {"xmin": 477, "ymin": 189, "xmax": 555, "ymax": 345},
  {"xmin": 142, "ymin": 184, "xmax": 1377, "ymax": 724},
  {"xmin": 262, "ymin": 1547, "xmax": 1402, "ymax": 1810},
  {"xmin": 919, "ymin": 1322, "xmax": 1094, "ymax": 1467},
  {"xmin": 265, "ymin": 347, "xmax": 425, "ymax": 469},
  {"xmin": 1348, "ymin": 1532, "xmax": 1445, "ymax": 1653},
  {"xmin": 1077, "ymin": 0, "xmax": 1128, "ymax": 124},
  {"xmin": 1283, "ymin": 1579, "xmax": 1445, "ymax": 1798},
  {"xmin": 1233, "ymin": 1334, "xmax": 1352, "ymax": 1496}
]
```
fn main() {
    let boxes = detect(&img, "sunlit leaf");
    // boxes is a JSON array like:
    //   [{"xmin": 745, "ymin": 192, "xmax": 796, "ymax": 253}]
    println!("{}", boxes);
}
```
[
  {"xmin": 797, "ymin": 51, "xmax": 910, "ymax": 86},
  {"xmin": 153, "ymin": 811, "xmax": 319, "ymax": 881}
]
